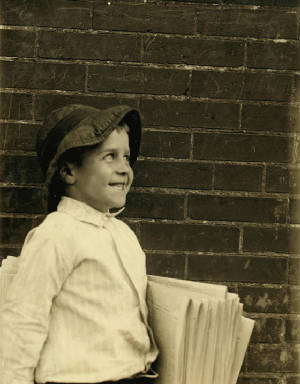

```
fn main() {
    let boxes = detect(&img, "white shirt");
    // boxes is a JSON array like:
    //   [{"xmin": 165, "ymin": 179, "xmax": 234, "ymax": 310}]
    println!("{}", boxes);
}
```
[{"xmin": 0, "ymin": 197, "xmax": 158, "ymax": 384}]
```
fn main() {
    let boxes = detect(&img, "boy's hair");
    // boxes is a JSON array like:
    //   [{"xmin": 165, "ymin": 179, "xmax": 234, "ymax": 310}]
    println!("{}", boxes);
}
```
[{"xmin": 47, "ymin": 124, "xmax": 129, "ymax": 213}]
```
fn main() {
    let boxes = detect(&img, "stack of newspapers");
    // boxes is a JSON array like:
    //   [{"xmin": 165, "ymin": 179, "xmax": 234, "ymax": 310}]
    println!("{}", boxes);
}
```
[
  {"xmin": 0, "ymin": 257, "xmax": 254, "ymax": 384},
  {"xmin": 147, "ymin": 275, "xmax": 254, "ymax": 384}
]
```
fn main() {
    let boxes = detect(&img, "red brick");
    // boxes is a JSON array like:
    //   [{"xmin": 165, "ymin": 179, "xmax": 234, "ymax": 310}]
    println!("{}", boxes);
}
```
[
  {"xmin": 0, "ymin": 93, "xmax": 33, "ymax": 120},
  {"xmin": 140, "ymin": 99, "xmax": 239, "ymax": 128},
  {"xmin": 243, "ymin": 226, "xmax": 300, "ymax": 254},
  {"xmin": 289, "ymin": 258, "xmax": 300, "ymax": 285},
  {"xmin": 214, "ymin": 164, "xmax": 263, "ymax": 192},
  {"xmin": 0, "ymin": 155, "xmax": 43, "ymax": 184},
  {"xmin": 192, "ymin": 71, "xmax": 293, "ymax": 102},
  {"xmin": 146, "ymin": 253, "xmax": 185, "ymax": 279},
  {"xmin": 188, "ymin": 195, "xmax": 287, "ymax": 224},
  {"xmin": 242, "ymin": 105, "xmax": 299, "ymax": 133},
  {"xmin": 0, "ymin": 29, "xmax": 35, "ymax": 57},
  {"xmin": 0, "ymin": 123, "xmax": 39, "ymax": 151},
  {"xmin": 142, "ymin": 35, "xmax": 244, "ymax": 67},
  {"xmin": 193, "ymin": 133, "xmax": 293, "ymax": 163},
  {"xmin": 187, "ymin": 255, "xmax": 287, "ymax": 284},
  {"xmin": 0, "ymin": 0, "xmax": 91, "ymax": 28},
  {"xmin": 123, "ymin": 192, "xmax": 184, "ymax": 220},
  {"xmin": 238, "ymin": 286, "xmax": 288, "ymax": 314},
  {"xmin": 140, "ymin": 222, "xmax": 239, "ymax": 252},
  {"xmin": 286, "ymin": 318, "xmax": 300, "ymax": 343},
  {"xmin": 247, "ymin": 41, "xmax": 300, "ymax": 71},
  {"xmin": 0, "ymin": 187, "xmax": 45, "ymax": 214},
  {"xmin": 88, "ymin": 65, "xmax": 189, "ymax": 95},
  {"xmin": 35, "ymin": 94, "xmax": 138, "ymax": 121},
  {"xmin": 266, "ymin": 166, "xmax": 300, "ymax": 193},
  {"xmin": 288, "ymin": 287, "xmax": 300, "ymax": 314},
  {"xmin": 290, "ymin": 199, "xmax": 300, "ymax": 224},
  {"xmin": 247, "ymin": 345, "xmax": 300, "ymax": 373},
  {"xmin": 0, "ymin": 61, "xmax": 85, "ymax": 91},
  {"xmin": 197, "ymin": 8, "xmax": 297, "ymax": 39},
  {"xmin": 140, "ymin": 131, "xmax": 191, "ymax": 159},
  {"xmin": 250, "ymin": 317, "xmax": 284, "ymax": 343},
  {"xmin": 133, "ymin": 160, "xmax": 212, "ymax": 189},
  {"xmin": 94, "ymin": 2, "xmax": 196, "ymax": 34},
  {"xmin": 0, "ymin": 217, "xmax": 38, "ymax": 245},
  {"xmin": 38, "ymin": 31, "xmax": 141, "ymax": 61}
]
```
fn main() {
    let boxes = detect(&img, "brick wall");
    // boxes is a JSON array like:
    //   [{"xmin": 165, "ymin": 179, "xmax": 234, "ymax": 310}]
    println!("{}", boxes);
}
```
[{"xmin": 0, "ymin": 0, "xmax": 299, "ymax": 382}]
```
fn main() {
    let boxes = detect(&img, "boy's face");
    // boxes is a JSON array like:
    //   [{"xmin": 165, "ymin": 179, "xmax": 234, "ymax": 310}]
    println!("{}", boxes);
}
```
[{"xmin": 68, "ymin": 128, "xmax": 133, "ymax": 212}]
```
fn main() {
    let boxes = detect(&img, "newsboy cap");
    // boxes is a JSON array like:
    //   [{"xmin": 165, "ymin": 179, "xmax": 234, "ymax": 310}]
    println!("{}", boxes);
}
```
[{"xmin": 36, "ymin": 104, "xmax": 142, "ymax": 184}]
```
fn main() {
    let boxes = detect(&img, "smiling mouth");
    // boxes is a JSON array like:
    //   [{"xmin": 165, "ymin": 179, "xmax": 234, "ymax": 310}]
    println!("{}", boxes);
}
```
[{"xmin": 109, "ymin": 183, "xmax": 126, "ymax": 191}]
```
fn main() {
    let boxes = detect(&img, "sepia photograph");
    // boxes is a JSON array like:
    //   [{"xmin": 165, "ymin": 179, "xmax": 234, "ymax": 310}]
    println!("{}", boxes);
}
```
[{"xmin": 0, "ymin": 0, "xmax": 299, "ymax": 383}]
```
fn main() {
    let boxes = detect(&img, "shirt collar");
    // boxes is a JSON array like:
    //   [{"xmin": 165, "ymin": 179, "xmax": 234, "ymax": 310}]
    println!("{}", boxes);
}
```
[{"xmin": 57, "ymin": 196, "xmax": 124, "ymax": 227}]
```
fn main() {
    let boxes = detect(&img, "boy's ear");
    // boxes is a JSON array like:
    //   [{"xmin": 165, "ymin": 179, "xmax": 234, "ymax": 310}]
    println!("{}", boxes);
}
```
[{"xmin": 59, "ymin": 162, "xmax": 76, "ymax": 185}]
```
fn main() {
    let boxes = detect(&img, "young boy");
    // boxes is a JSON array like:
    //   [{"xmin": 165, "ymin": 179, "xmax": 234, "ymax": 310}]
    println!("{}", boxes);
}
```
[{"xmin": 0, "ymin": 104, "xmax": 159, "ymax": 384}]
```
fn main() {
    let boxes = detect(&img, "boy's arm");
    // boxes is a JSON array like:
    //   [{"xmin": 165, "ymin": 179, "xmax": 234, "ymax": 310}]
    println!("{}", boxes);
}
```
[{"xmin": 0, "ymin": 228, "xmax": 74, "ymax": 384}]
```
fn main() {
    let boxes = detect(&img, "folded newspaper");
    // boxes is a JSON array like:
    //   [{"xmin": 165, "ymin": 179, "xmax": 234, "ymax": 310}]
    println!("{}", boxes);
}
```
[
  {"xmin": 147, "ymin": 275, "xmax": 254, "ymax": 384},
  {"xmin": 0, "ymin": 257, "xmax": 254, "ymax": 384}
]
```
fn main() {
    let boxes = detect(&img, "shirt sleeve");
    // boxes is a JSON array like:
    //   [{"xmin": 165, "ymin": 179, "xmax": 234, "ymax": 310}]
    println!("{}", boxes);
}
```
[{"xmin": 0, "ymin": 227, "xmax": 75, "ymax": 384}]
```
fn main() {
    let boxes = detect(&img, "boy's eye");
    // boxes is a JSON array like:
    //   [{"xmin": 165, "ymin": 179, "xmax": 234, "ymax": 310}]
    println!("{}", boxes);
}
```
[
  {"xmin": 104, "ymin": 153, "xmax": 114, "ymax": 161},
  {"xmin": 124, "ymin": 154, "xmax": 130, "ymax": 162}
]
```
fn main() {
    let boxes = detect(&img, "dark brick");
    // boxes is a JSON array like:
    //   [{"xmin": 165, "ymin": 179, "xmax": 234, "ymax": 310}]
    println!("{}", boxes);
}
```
[
  {"xmin": 0, "ymin": 217, "xmax": 38, "ymax": 245},
  {"xmin": 247, "ymin": 41, "xmax": 300, "ymax": 71},
  {"xmin": 193, "ymin": 133, "xmax": 293, "ymax": 163},
  {"xmin": 88, "ymin": 65, "xmax": 189, "ymax": 95},
  {"xmin": 192, "ymin": 71, "xmax": 292, "ymax": 102},
  {"xmin": 288, "ymin": 287, "xmax": 300, "ymax": 314},
  {"xmin": 0, "ymin": 29, "xmax": 35, "ymax": 57},
  {"xmin": 197, "ymin": 8, "xmax": 297, "ymax": 39},
  {"xmin": 266, "ymin": 166, "xmax": 300, "ymax": 193},
  {"xmin": 38, "ymin": 31, "xmax": 141, "ymax": 61},
  {"xmin": 133, "ymin": 160, "xmax": 212, "ymax": 189},
  {"xmin": 242, "ymin": 105, "xmax": 299, "ymax": 133},
  {"xmin": 94, "ymin": 2, "xmax": 196, "ymax": 34},
  {"xmin": 247, "ymin": 345, "xmax": 300, "ymax": 373},
  {"xmin": 124, "ymin": 192, "xmax": 184, "ymax": 220},
  {"xmin": 0, "ymin": 93, "xmax": 33, "ymax": 120},
  {"xmin": 286, "ymin": 318, "xmax": 300, "ymax": 343},
  {"xmin": 286, "ymin": 376, "xmax": 300, "ymax": 384},
  {"xmin": 214, "ymin": 164, "xmax": 263, "ymax": 192},
  {"xmin": 250, "ymin": 317, "xmax": 284, "ymax": 343},
  {"xmin": 140, "ymin": 222, "xmax": 239, "ymax": 252},
  {"xmin": 290, "ymin": 199, "xmax": 300, "ymax": 224},
  {"xmin": 289, "ymin": 258, "xmax": 300, "ymax": 285},
  {"xmin": 0, "ymin": 248, "xmax": 21, "ymax": 262},
  {"xmin": 0, "ymin": 61, "xmax": 85, "ymax": 91},
  {"xmin": 188, "ymin": 195, "xmax": 287, "ymax": 224},
  {"xmin": 0, "ymin": 0, "xmax": 91, "ymax": 28},
  {"xmin": 0, "ymin": 155, "xmax": 43, "ymax": 184},
  {"xmin": 187, "ymin": 254, "xmax": 287, "ymax": 284},
  {"xmin": 238, "ymin": 378, "xmax": 281, "ymax": 384},
  {"xmin": 238, "ymin": 286, "xmax": 288, "ymax": 313},
  {"xmin": 141, "ymin": 131, "xmax": 190, "ymax": 159},
  {"xmin": 142, "ymin": 35, "xmax": 244, "ymax": 67},
  {"xmin": 0, "ymin": 123, "xmax": 39, "ymax": 151},
  {"xmin": 140, "ymin": 99, "xmax": 239, "ymax": 129},
  {"xmin": 292, "ymin": 75, "xmax": 300, "ymax": 103},
  {"xmin": 146, "ymin": 253, "xmax": 185, "ymax": 278},
  {"xmin": 0, "ymin": 187, "xmax": 45, "ymax": 214},
  {"xmin": 35, "ymin": 94, "xmax": 138, "ymax": 121},
  {"xmin": 243, "ymin": 226, "xmax": 300, "ymax": 254}
]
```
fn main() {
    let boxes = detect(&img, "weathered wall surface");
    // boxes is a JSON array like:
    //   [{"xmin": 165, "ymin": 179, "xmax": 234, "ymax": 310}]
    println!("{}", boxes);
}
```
[{"xmin": 0, "ymin": 0, "xmax": 299, "ymax": 382}]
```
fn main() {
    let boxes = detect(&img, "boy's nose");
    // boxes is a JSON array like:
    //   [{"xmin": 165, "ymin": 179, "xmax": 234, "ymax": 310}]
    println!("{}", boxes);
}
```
[{"xmin": 115, "ymin": 159, "xmax": 131, "ymax": 174}]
